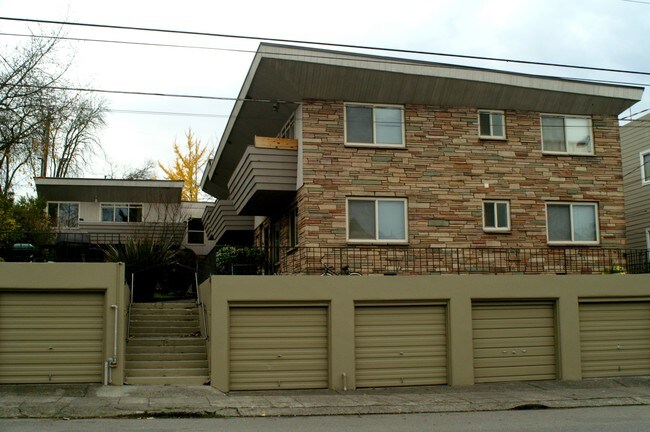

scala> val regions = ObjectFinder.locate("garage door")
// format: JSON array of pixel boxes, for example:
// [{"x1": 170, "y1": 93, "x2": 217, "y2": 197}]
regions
[
  {"x1": 580, "y1": 302, "x2": 650, "y2": 378},
  {"x1": 473, "y1": 301, "x2": 556, "y2": 383},
  {"x1": 0, "y1": 291, "x2": 105, "y2": 384},
  {"x1": 355, "y1": 304, "x2": 447, "y2": 388},
  {"x1": 229, "y1": 306, "x2": 328, "y2": 390}
]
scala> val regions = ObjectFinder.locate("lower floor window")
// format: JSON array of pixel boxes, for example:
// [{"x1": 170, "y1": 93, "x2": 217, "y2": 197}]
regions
[
  {"x1": 483, "y1": 200, "x2": 510, "y2": 231},
  {"x1": 347, "y1": 198, "x2": 407, "y2": 242},
  {"x1": 187, "y1": 218, "x2": 205, "y2": 244},
  {"x1": 546, "y1": 202, "x2": 598, "y2": 244}
]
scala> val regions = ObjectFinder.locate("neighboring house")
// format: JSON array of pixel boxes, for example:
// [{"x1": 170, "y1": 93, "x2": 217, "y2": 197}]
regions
[
  {"x1": 200, "y1": 44, "x2": 643, "y2": 272},
  {"x1": 34, "y1": 177, "x2": 215, "y2": 257},
  {"x1": 621, "y1": 112, "x2": 650, "y2": 250}
]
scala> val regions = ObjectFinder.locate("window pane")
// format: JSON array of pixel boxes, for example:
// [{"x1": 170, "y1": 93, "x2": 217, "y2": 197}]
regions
[
  {"x1": 483, "y1": 202, "x2": 495, "y2": 228},
  {"x1": 348, "y1": 200, "x2": 375, "y2": 239},
  {"x1": 116, "y1": 206, "x2": 129, "y2": 222},
  {"x1": 496, "y1": 202, "x2": 509, "y2": 228},
  {"x1": 101, "y1": 206, "x2": 113, "y2": 222},
  {"x1": 542, "y1": 116, "x2": 566, "y2": 152},
  {"x1": 573, "y1": 205, "x2": 597, "y2": 242},
  {"x1": 565, "y1": 117, "x2": 591, "y2": 154},
  {"x1": 129, "y1": 206, "x2": 142, "y2": 222},
  {"x1": 375, "y1": 107, "x2": 402, "y2": 144},
  {"x1": 479, "y1": 112, "x2": 492, "y2": 136},
  {"x1": 547, "y1": 205, "x2": 571, "y2": 241},
  {"x1": 346, "y1": 106, "x2": 373, "y2": 143},
  {"x1": 643, "y1": 153, "x2": 650, "y2": 181},
  {"x1": 59, "y1": 203, "x2": 78, "y2": 227},
  {"x1": 378, "y1": 200, "x2": 405, "y2": 240},
  {"x1": 48, "y1": 203, "x2": 58, "y2": 226},
  {"x1": 491, "y1": 112, "x2": 504, "y2": 137}
]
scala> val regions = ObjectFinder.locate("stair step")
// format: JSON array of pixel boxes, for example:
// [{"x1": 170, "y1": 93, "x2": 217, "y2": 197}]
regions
[
  {"x1": 126, "y1": 376, "x2": 209, "y2": 385},
  {"x1": 127, "y1": 346, "x2": 207, "y2": 355},
  {"x1": 126, "y1": 352, "x2": 207, "y2": 362},
  {"x1": 127, "y1": 337, "x2": 205, "y2": 346},
  {"x1": 130, "y1": 321, "x2": 199, "y2": 328},
  {"x1": 126, "y1": 367, "x2": 209, "y2": 378},
  {"x1": 126, "y1": 359, "x2": 208, "y2": 369}
]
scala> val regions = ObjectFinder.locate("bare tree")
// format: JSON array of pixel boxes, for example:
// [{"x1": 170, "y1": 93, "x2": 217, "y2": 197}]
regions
[{"x1": 0, "y1": 33, "x2": 106, "y2": 195}]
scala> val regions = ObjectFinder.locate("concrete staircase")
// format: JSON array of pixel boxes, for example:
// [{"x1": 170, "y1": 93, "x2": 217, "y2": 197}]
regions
[{"x1": 125, "y1": 300, "x2": 209, "y2": 385}]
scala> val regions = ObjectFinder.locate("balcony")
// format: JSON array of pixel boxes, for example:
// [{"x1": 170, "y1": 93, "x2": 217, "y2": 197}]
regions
[
  {"x1": 202, "y1": 200, "x2": 255, "y2": 245},
  {"x1": 227, "y1": 137, "x2": 298, "y2": 216}
]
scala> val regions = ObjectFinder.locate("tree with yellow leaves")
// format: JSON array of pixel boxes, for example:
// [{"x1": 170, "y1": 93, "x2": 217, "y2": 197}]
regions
[{"x1": 158, "y1": 129, "x2": 210, "y2": 201}]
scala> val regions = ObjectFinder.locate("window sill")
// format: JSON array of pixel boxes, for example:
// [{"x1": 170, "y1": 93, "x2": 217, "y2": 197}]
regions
[
  {"x1": 483, "y1": 228, "x2": 511, "y2": 234},
  {"x1": 478, "y1": 135, "x2": 507, "y2": 141},
  {"x1": 542, "y1": 151, "x2": 595, "y2": 157},
  {"x1": 547, "y1": 241, "x2": 600, "y2": 246},
  {"x1": 347, "y1": 240, "x2": 409, "y2": 246},
  {"x1": 344, "y1": 143, "x2": 406, "y2": 150}
]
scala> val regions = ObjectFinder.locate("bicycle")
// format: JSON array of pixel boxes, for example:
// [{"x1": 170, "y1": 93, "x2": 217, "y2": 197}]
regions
[{"x1": 320, "y1": 256, "x2": 362, "y2": 276}]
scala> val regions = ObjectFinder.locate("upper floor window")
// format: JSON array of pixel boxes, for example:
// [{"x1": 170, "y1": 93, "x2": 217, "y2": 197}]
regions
[
  {"x1": 187, "y1": 218, "x2": 205, "y2": 244},
  {"x1": 101, "y1": 203, "x2": 142, "y2": 223},
  {"x1": 546, "y1": 202, "x2": 599, "y2": 245},
  {"x1": 347, "y1": 197, "x2": 407, "y2": 243},
  {"x1": 641, "y1": 150, "x2": 650, "y2": 185},
  {"x1": 478, "y1": 110, "x2": 506, "y2": 139},
  {"x1": 483, "y1": 200, "x2": 510, "y2": 232},
  {"x1": 47, "y1": 202, "x2": 79, "y2": 228},
  {"x1": 541, "y1": 114, "x2": 593, "y2": 155},
  {"x1": 289, "y1": 206, "x2": 298, "y2": 248},
  {"x1": 345, "y1": 103, "x2": 404, "y2": 147}
]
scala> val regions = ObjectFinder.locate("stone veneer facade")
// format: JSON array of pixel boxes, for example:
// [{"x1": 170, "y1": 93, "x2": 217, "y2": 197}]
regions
[{"x1": 256, "y1": 100, "x2": 626, "y2": 250}]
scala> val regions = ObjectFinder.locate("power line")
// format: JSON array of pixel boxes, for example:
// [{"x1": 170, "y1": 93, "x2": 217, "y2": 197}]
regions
[{"x1": 2, "y1": 16, "x2": 650, "y2": 77}]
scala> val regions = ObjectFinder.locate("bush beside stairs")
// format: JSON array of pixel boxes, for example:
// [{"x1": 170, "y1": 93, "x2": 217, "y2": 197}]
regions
[{"x1": 126, "y1": 300, "x2": 209, "y2": 385}]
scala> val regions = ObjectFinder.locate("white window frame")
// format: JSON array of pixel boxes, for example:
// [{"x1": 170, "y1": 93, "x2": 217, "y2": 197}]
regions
[
  {"x1": 100, "y1": 203, "x2": 143, "y2": 223},
  {"x1": 47, "y1": 201, "x2": 80, "y2": 228},
  {"x1": 640, "y1": 150, "x2": 650, "y2": 185},
  {"x1": 186, "y1": 218, "x2": 205, "y2": 245},
  {"x1": 478, "y1": 110, "x2": 506, "y2": 140},
  {"x1": 482, "y1": 200, "x2": 511, "y2": 232},
  {"x1": 346, "y1": 197, "x2": 408, "y2": 244},
  {"x1": 344, "y1": 102, "x2": 405, "y2": 148},
  {"x1": 540, "y1": 113, "x2": 594, "y2": 156},
  {"x1": 277, "y1": 113, "x2": 295, "y2": 139},
  {"x1": 545, "y1": 202, "x2": 600, "y2": 245}
]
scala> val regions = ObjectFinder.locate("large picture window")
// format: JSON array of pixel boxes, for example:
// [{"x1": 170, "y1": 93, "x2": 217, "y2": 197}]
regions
[
  {"x1": 541, "y1": 114, "x2": 593, "y2": 155},
  {"x1": 546, "y1": 202, "x2": 599, "y2": 244},
  {"x1": 101, "y1": 203, "x2": 143, "y2": 223},
  {"x1": 347, "y1": 198, "x2": 407, "y2": 243},
  {"x1": 47, "y1": 202, "x2": 79, "y2": 228},
  {"x1": 345, "y1": 103, "x2": 404, "y2": 147}
]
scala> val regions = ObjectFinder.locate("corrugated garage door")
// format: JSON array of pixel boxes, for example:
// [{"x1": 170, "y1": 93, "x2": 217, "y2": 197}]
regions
[
  {"x1": 355, "y1": 304, "x2": 447, "y2": 388},
  {"x1": 473, "y1": 301, "x2": 556, "y2": 383},
  {"x1": 229, "y1": 306, "x2": 328, "y2": 390},
  {"x1": 0, "y1": 291, "x2": 105, "y2": 384},
  {"x1": 580, "y1": 302, "x2": 650, "y2": 378}
]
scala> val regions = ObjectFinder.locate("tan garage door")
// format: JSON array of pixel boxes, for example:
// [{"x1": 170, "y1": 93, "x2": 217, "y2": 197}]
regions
[
  {"x1": 580, "y1": 302, "x2": 650, "y2": 378},
  {"x1": 355, "y1": 304, "x2": 447, "y2": 388},
  {"x1": 0, "y1": 291, "x2": 105, "y2": 384},
  {"x1": 229, "y1": 306, "x2": 328, "y2": 390},
  {"x1": 473, "y1": 301, "x2": 556, "y2": 383}
]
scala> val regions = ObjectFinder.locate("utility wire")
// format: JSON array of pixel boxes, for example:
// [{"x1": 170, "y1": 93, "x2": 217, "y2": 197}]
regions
[{"x1": 2, "y1": 16, "x2": 650, "y2": 77}]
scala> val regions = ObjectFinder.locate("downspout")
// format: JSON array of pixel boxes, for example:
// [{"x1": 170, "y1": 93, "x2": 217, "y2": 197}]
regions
[{"x1": 105, "y1": 304, "x2": 118, "y2": 385}]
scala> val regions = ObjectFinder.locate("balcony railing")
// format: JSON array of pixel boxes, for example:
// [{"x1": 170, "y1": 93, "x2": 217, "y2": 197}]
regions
[{"x1": 210, "y1": 246, "x2": 650, "y2": 276}]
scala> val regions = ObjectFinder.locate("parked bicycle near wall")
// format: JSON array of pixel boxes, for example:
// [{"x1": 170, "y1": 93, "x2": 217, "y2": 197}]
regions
[{"x1": 320, "y1": 256, "x2": 362, "y2": 276}]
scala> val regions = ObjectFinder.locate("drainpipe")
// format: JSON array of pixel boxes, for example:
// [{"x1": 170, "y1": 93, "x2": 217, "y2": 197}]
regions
[{"x1": 105, "y1": 304, "x2": 119, "y2": 385}]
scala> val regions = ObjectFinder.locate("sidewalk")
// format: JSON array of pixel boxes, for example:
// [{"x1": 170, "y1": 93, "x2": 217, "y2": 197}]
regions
[{"x1": 1, "y1": 377, "x2": 649, "y2": 419}]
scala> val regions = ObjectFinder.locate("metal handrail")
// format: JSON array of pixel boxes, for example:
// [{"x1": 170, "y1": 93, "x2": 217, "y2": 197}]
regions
[{"x1": 195, "y1": 272, "x2": 208, "y2": 340}]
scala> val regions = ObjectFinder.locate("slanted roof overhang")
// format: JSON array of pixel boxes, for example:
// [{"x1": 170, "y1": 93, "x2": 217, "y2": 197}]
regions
[
  {"x1": 34, "y1": 178, "x2": 184, "y2": 203},
  {"x1": 201, "y1": 43, "x2": 645, "y2": 199}
]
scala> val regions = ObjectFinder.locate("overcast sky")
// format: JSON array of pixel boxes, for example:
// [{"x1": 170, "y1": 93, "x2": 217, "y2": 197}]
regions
[{"x1": 1, "y1": 0, "x2": 649, "y2": 196}]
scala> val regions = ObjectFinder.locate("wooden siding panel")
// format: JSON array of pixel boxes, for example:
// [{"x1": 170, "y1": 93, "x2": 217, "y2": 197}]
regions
[
  {"x1": 579, "y1": 302, "x2": 650, "y2": 378},
  {"x1": 0, "y1": 292, "x2": 104, "y2": 384},
  {"x1": 229, "y1": 306, "x2": 328, "y2": 390},
  {"x1": 472, "y1": 302, "x2": 557, "y2": 383},
  {"x1": 355, "y1": 305, "x2": 447, "y2": 388}
]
